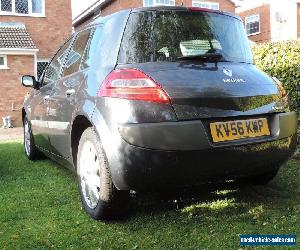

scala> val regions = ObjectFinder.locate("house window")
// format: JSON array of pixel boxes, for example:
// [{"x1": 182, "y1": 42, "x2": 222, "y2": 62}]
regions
[
  {"x1": 192, "y1": 1, "x2": 220, "y2": 10},
  {"x1": 245, "y1": 14, "x2": 260, "y2": 36},
  {"x1": 143, "y1": 0, "x2": 175, "y2": 7},
  {"x1": 0, "y1": 55, "x2": 8, "y2": 69},
  {"x1": 0, "y1": 0, "x2": 44, "y2": 16},
  {"x1": 1, "y1": 0, "x2": 12, "y2": 12},
  {"x1": 32, "y1": 0, "x2": 42, "y2": 13},
  {"x1": 37, "y1": 60, "x2": 48, "y2": 80},
  {"x1": 15, "y1": 0, "x2": 28, "y2": 14}
]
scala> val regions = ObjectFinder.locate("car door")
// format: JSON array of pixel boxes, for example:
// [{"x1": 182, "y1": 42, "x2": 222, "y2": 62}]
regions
[
  {"x1": 32, "y1": 37, "x2": 74, "y2": 153},
  {"x1": 47, "y1": 29, "x2": 94, "y2": 160},
  {"x1": 30, "y1": 83, "x2": 54, "y2": 152}
]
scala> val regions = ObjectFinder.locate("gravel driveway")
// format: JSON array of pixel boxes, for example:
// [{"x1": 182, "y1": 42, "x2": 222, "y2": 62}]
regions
[{"x1": 0, "y1": 127, "x2": 23, "y2": 142}]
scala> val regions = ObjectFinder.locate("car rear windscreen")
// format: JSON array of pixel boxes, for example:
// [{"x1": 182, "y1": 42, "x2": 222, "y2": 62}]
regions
[{"x1": 118, "y1": 10, "x2": 253, "y2": 64}]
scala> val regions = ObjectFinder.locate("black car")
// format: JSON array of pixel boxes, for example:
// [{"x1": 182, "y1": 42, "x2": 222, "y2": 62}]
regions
[{"x1": 21, "y1": 6, "x2": 298, "y2": 220}]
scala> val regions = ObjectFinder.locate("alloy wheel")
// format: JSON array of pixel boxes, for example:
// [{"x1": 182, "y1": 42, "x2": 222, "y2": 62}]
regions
[
  {"x1": 78, "y1": 140, "x2": 101, "y2": 209},
  {"x1": 24, "y1": 119, "x2": 31, "y2": 156}
]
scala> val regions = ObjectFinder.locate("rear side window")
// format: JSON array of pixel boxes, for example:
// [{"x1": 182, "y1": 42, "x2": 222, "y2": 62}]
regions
[
  {"x1": 43, "y1": 38, "x2": 73, "y2": 86},
  {"x1": 118, "y1": 11, "x2": 253, "y2": 64},
  {"x1": 63, "y1": 29, "x2": 92, "y2": 77}
]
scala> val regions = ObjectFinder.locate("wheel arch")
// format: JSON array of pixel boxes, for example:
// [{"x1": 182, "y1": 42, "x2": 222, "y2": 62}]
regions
[
  {"x1": 71, "y1": 115, "x2": 93, "y2": 168},
  {"x1": 72, "y1": 107, "x2": 123, "y2": 190}
]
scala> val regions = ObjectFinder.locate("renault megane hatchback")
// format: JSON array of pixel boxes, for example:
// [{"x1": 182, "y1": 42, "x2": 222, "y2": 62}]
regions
[{"x1": 21, "y1": 7, "x2": 298, "y2": 220}]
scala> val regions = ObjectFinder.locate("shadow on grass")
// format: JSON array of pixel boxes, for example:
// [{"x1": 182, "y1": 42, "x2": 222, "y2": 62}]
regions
[
  {"x1": 126, "y1": 182, "x2": 281, "y2": 219},
  {"x1": 121, "y1": 165, "x2": 299, "y2": 224}
]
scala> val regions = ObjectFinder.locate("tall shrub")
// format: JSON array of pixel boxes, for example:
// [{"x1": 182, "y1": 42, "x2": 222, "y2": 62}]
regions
[
  {"x1": 252, "y1": 40, "x2": 300, "y2": 112},
  {"x1": 252, "y1": 40, "x2": 300, "y2": 154}
]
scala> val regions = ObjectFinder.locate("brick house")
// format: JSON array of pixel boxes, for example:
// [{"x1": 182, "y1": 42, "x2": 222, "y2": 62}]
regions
[
  {"x1": 238, "y1": 0, "x2": 300, "y2": 43},
  {"x1": 0, "y1": 0, "x2": 72, "y2": 126},
  {"x1": 73, "y1": 0, "x2": 236, "y2": 30}
]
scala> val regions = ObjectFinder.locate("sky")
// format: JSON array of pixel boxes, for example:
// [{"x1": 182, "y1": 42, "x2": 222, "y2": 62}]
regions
[{"x1": 71, "y1": 0, "x2": 98, "y2": 19}]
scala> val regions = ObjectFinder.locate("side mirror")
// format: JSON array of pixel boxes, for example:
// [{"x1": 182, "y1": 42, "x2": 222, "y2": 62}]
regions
[{"x1": 21, "y1": 75, "x2": 40, "y2": 89}]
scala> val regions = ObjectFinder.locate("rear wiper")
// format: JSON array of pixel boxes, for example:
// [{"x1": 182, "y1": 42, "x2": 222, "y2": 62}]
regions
[{"x1": 177, "y1": 53, "x2": 227, "y2": 61}]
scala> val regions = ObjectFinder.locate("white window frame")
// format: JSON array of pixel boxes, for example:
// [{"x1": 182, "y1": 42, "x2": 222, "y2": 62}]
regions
[
  {"x1": 143, "y1": 0, "x2": 175, "y2": 7},
  {"x1": 245, "y1": 14, "x2": 260, "y2": 36},
  {"x1": 0, "y1": 55, "x2": 8, "y2": 69},
  {"x1": 0, "y1": 0, "x2": 45, "y2": 17},
  {"x1": 192, "y1": 1, "x2": 220, "y2": 10}
]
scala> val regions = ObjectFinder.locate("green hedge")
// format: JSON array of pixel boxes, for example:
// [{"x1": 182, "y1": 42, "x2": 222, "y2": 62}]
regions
[{"x1": 252, "y1": 40, "x2": 300, "y2": 155}]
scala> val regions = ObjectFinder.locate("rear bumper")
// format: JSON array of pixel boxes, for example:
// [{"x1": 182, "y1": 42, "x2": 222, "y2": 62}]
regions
[
  {"x1": 119, "y1": 112, "x2": 298, "y2": 150},
  {"x1": 98, "y1": 112, "x2": 298, "y2": 190}
]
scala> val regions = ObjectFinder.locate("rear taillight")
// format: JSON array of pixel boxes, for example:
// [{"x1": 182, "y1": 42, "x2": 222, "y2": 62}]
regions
[
  {"x1": 272, "y1": 77, "x2": 288, "y2": 98},
  {"x1": 98, "y1": 69, "x2": 170, "y2": 104}
]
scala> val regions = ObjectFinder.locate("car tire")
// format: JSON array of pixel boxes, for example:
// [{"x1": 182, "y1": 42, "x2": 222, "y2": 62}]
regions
[
  {"x1": 238, "y1": 168, "x2": 280, "y2": 186},
  {"x1": 23, "y1": 116, "x2": 40, "y2": 160},
  {"x1": 77, "y1": 127, "x2": 129, "y2": 220}
]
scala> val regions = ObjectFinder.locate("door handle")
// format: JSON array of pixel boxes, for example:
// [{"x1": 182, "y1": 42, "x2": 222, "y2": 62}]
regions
[
  {"x1": 66, "y1": 89, "x2": 76, "y2": 97},
  {"x1": 44, "y1": 95, "x2": 50, "y2": 101}
]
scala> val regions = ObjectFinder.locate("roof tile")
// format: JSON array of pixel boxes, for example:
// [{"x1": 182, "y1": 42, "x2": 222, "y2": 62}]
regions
[{"x1": 0, "y1": 24, "x2": 36, "y2": 49}]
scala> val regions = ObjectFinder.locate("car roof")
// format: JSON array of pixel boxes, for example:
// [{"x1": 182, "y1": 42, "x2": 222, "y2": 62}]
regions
[
  {"x1": 131, "y1": 6, "x2": 240, "y2": 20},
  {"x1": 88, "y1": 6, "x2": 241, "y2": 28}
]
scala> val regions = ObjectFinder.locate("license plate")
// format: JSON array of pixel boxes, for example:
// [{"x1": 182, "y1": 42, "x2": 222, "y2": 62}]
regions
[{"x1": 210, "y1": 118, "x2": 270, "y2": 143}]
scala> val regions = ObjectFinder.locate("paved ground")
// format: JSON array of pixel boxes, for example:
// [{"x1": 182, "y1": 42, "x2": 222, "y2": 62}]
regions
[{"x1": 0, "y1": 127, "x2": 23, "y2": 142}]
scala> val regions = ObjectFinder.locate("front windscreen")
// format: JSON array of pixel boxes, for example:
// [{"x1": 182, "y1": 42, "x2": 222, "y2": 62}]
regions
[{"x1": 119, "y1": 10, "x2": 253, "y2": 64}]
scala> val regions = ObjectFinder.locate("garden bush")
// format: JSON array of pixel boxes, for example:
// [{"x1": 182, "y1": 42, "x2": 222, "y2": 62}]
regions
[{"x1": 252, "y1": 40, "x2": 300, "y2": 155}]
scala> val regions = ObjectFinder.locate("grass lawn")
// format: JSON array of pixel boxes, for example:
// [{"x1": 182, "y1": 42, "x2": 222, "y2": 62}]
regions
[{"x1": 0, "y1": 141, "x2": 299, "y2": 249}]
